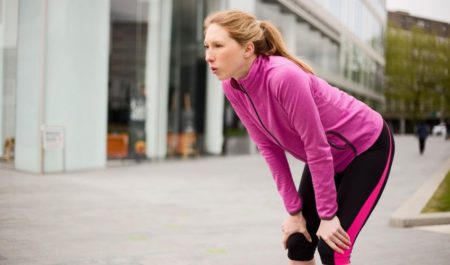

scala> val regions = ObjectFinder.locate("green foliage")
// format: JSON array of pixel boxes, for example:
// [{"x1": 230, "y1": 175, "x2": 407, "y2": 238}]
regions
[
  {"x1": 385, "y1": 22, "x2": 450, "y2": 121},
  {"x1": 422, "y1": 171, "x2": 450, "y2": 213},
  {"x1": 224, "y1": 128, "x2": 247, "y2": 137}
]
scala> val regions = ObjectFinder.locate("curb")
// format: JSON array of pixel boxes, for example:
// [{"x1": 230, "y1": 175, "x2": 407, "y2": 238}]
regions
[{"x1": 390, "y1": 157, "x2": 450, "y2": 228}]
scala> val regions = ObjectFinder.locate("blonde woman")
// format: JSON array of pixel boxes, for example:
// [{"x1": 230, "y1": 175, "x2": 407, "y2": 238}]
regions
[{"x1": 204, "y1": 10, "x2": 394, "y2": 265}]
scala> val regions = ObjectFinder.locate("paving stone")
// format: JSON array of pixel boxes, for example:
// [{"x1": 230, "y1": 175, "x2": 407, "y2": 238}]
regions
[{"x1": 0, "y1": 136, "x2": 449, "y2": 264}]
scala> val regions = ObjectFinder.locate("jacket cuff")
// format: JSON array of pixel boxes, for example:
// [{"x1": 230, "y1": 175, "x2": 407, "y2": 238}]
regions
[
  {"x1": 319, "y1": 213, "x2": 336, "y2": 220},
  {"x1": 289, "y1": 208, "x2": 302, "y2": 216}
]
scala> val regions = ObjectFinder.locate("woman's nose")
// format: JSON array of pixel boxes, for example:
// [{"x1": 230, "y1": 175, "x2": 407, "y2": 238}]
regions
[{"x1": 205, "y1": 50, "x2": 214, "y2": 62}]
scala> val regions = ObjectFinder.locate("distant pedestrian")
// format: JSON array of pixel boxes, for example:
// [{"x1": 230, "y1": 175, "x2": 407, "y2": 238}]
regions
[
  {"x1": 416, "y1": 121, "x2": 429, "y2": 155},
  {"x1": 446, "y1": 120, "x2": 450, "y2": 140},
  {"x1": 204, "y1": 9, "x2": 395, "y2": 265}
]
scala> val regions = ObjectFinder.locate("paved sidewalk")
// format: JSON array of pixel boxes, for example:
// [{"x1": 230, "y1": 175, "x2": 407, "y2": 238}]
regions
[{"x1": 0, "y1": 136, "x2": 449, "y2": 265}]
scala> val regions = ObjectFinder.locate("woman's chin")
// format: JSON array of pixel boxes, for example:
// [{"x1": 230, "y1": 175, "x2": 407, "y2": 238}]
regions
[{"x1": 216, "y1": 74, "x2": 229, "y2": 81}]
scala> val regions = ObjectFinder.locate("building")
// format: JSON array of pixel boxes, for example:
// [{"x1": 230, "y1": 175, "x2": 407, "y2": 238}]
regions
[
  {"x1": 385, "y1": 11, "x2": 449, "y2": 133},
  {"x1": 0, "y1": 0, "x2": 387, "y2": 173}
]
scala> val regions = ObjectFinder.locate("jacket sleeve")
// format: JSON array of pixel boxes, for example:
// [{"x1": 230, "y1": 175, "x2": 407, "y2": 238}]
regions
[
  {"x1": 271, "y1": 67, "x2": 337, "y2": 219},
  {"x1": 224, "y1": 90, "x2": 302, "y2": 215}
]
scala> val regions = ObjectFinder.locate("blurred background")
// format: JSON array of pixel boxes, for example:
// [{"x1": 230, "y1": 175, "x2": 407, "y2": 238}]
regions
[{"x1": 0, "y1": 0, "x2": 448, "y2": 174}]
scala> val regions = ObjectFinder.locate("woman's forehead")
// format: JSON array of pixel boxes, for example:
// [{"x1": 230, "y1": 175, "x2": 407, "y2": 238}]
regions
[{"x1": 204, "y1": 24, "x2": 231, "y2": 42}]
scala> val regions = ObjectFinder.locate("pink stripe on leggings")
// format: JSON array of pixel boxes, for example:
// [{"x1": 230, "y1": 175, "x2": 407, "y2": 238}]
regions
[{"x1": 334, "y1": 127, "x2": 393, "y2": 265}]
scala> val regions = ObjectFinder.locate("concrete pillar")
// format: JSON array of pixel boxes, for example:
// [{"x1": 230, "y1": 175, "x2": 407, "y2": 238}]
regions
[
  {"x1": 204, "y1": 70, "x2": 224, "y2": 155},
  {"x1": 0, "y1": 2, "x2": 4, "y2": 155},
  {"x1": 0, "y1": 1, "x2": 18, "y2": 155},
  {"x1": 16, "y1": 0, "x2": 110, "y2": 173},
  {"x1": 203, "y1": 0, "x2": 226, "y2": 155},
  {"x1": 145, "y1": 0, "x2": 172, "y2": 159}
]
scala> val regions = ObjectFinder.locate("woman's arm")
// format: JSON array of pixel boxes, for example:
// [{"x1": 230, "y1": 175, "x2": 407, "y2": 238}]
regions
[
  {"x1": 271, "y1": 67, "x2": 337, "y2": 220},
  {"x1": 224, "y1": 91, "x2": 302, "y2": 215}
]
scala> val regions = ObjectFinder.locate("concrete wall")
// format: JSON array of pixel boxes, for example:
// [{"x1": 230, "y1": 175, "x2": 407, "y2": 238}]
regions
[{"x1": 16, "y1": 0, "x2": 110, "y2": 173}]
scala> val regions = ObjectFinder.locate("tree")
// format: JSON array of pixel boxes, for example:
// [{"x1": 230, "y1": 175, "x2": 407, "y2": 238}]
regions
[{"x1": 385, "y1": 22, "x2": 449, "y2": 125}]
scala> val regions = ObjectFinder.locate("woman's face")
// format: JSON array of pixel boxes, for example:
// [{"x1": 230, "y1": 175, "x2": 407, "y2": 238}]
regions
[{"x1": 204, "y1": 23, "x2": 253, "y2": 80}]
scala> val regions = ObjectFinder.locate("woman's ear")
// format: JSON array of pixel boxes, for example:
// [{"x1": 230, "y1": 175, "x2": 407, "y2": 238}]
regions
[{"x1": 243, "y1": 42, "x2": 255, "y2": 58}]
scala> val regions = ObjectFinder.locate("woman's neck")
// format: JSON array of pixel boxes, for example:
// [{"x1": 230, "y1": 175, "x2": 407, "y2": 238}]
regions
[{"x1": 234, "y1": 55, "x2": 257, "y2": 80}]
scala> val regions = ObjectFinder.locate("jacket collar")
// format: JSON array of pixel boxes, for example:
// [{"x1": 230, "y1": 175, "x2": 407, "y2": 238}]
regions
[{"x1": 230, "y1": 55, "x2": 265, "y2": 91}]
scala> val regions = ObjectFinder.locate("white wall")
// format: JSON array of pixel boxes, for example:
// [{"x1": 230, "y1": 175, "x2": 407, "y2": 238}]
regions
[
  {"x1": 228, "y1": 0, "x2": 256, "y2": 12},
  {"x1": 3, "y1": 1, "x2": 19, "y2": 142},
  {"x1": 16, "y1": 0, "x2": 110, "y2": 173},
  {"x1": 0, "y1": 0, "x2": 18, "y2": 156},
  {"x1": 0, "y1": 0, "x2": 5, "y2": 156},
  {"x1": 15, "y1": 0, "x2": 45, "y2": 172},
  {"x1": 44, "y1": 0, "x2": 110, "y2": 172}
]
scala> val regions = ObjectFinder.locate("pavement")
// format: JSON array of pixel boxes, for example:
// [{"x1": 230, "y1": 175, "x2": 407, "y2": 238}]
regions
[
  {"x1": 0, "y1": 135, "x2": 449, "y2": 265},
  {"x1": 390, "y1": 156, "x2": 450, "y2": 228}
]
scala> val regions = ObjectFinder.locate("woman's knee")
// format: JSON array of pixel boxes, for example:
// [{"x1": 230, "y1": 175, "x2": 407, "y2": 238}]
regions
[{"x1": 286, "y1": 233, "x2": 317, "y2": 261}]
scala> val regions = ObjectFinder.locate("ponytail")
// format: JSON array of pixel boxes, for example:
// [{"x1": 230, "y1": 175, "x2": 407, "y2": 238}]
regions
[
  {"x1": 257, "y1": 21, "x2": 314, "y2": 74},
  {"x1": 204, "y1": 10, "x2": 314, "y2": 74}
]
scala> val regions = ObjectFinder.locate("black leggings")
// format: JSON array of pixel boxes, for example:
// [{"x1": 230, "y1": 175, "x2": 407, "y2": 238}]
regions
[{"x1": 286, "y1": 122, "x2": 395, "y2": 265}]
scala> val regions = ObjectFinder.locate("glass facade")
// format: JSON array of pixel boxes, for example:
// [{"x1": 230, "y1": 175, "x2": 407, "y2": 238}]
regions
[
  {"x1": 167, "y1": 0, "x2": 207, "y2": 158},
  {"x1": 295, "y1": 22, "x2": 340, "y2": 75},
  {"x1": 257, "y1": 0, "x2": 386, "y2": 102},
  {"x1": 0, "y1": 0, "x2": 388, "y2": 171},
  {"x1": 108, "y1": 0, "x2": 209, "y2": 160},
  {"x1": 108, "y1": 0, "x2": 149, "y2": 160},
  {"x1": 341, "y1": 40, "x2": 383, "y2": 93},
  {"x1": 314, "y1": 0, "x2": 385, "y2": 54}
]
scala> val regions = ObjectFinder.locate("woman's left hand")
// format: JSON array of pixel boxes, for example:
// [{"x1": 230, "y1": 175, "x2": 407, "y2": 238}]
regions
[
  {"x1": 316, "y1": 216, "x2": 351, "y2": 254},
  {"x1": 281, "y1": 212, "x2": 312, "y2": 249}
]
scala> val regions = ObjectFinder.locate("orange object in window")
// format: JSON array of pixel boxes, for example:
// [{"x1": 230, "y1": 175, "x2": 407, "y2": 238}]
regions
[{"x1": 107, "y1": 134, "x2": 129, "y2": 158}]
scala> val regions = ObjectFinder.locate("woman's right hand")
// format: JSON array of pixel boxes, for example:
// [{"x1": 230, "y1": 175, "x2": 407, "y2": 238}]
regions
[{"x1": 281, "y1": 211, "x2": 312, "y2": 249}]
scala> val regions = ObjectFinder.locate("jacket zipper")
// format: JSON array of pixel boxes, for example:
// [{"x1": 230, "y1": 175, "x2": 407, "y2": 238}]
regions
[{"x1": 236, "y1": 83, "x2": 293, "y2": 153}]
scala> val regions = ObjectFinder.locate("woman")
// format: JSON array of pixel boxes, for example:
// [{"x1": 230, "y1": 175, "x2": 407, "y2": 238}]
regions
[{"x1": 204, "y1": 9, "x2": 394, "y2": 265}]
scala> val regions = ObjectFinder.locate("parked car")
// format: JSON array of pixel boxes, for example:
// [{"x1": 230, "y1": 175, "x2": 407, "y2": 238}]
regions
[{"x1": 432, "y1": 123, "x2": 447, "y2": 136}]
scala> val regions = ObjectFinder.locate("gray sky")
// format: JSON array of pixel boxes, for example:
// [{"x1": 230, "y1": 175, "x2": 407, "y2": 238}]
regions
[{"x1": 386, "y1": 0, "x2": 450, "y2": 23}]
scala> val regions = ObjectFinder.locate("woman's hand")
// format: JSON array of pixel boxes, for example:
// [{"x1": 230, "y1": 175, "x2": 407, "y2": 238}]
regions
[
  {"x1": 316, "y1": 216, "x2": 351, "y2": 254},
  {"x1": 281, "y1": 212, "x2": 312, "y2": 249}
]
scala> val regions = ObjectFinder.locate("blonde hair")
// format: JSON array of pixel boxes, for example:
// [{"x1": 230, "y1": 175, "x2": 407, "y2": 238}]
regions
[{"x1": 204, "y1": 9, "x2": 314, "y2": 74}]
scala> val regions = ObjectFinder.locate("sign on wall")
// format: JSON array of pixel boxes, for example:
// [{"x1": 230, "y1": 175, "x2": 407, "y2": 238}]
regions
[{"x1": 41, "y1": 125, "x2": 65, "y2": 150}]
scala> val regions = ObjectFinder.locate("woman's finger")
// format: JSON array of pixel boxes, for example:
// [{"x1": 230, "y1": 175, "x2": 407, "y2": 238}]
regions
[
  {"x1": 330, "y1": 234, "x2": 350, "y2": 250},
  {"x1": 324, "y1": 238, "x2": 344, "y2": 254},
  {"x1": 282, "y1": 233, "x2": 288, "y2": 249},
  {"x1": 337, "y1": 228, "x2": 351, "y2": 243},
  {"x1": 334, "y1": 231, "x2": 351, "y2": 248},
  {"x1": 301, "y1": 229, "x2": 312, "y2": 243}
]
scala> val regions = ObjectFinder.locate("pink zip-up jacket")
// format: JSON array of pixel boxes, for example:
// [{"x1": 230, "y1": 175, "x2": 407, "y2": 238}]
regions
[{"x1": 222, "y1": 55, "x2": 383, "y2": 219}]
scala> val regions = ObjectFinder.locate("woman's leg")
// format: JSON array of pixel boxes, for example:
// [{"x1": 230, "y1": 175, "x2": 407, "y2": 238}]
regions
[
  {"x1": 318, "y1": 123, "x2": 395, "y2": 265},
  {"x1": 286, "y1": 166, "x2": 320, "y2": 264}
]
